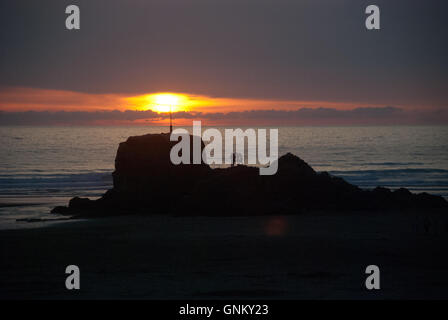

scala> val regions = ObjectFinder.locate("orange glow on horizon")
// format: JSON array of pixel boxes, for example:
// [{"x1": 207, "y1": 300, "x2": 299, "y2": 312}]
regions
[
  {"x1": 125, "y1": 92, "x2": 378, "y2": 114},
  {"x1": 1, "y1": 87, "x2": 424, "y2": 114},
  {"x1": 1, "y1": 87, "x2": 438, "y2": 126},
  {"x1": 127, "y1": 93, "x2": 190, "y2": 113},
  {"x1": 125, "y1": 92, "x2": 242, "y2": 113}
]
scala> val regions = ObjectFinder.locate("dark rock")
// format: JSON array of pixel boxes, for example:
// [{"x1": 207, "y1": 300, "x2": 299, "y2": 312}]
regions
[
  {"x1": 51, "y1": 206, "x2": 71, "y2": 215},
  {"x1": 69, "y1": 197, "x2": 94, "y2": 209},
  {"x1": 52, "y1": 132, "x2": 448, "y2": 217}
]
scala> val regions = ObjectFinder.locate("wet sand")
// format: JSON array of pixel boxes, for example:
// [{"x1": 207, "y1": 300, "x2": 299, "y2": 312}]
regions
[{"x1": 1, "y1": 210, "x2": 447, "y2": 299}]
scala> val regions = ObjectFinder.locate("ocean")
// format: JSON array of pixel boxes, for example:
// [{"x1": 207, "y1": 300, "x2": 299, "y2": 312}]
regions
[{"x1": 0, "y1": 125, "x2": 447, "y2": 229}]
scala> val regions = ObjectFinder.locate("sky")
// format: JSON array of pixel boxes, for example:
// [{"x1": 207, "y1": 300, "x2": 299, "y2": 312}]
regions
[{"x1": 0, "y1": 0, "x2": 447, "y2": 125}]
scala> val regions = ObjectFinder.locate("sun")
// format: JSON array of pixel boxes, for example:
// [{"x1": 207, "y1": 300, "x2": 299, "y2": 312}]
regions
[
  {"x1": 132, "y1": 93, "x2": 189, "y2": 112},
  {"x1": 152, "y1": 94, "x2": 180, "y2": 112}
]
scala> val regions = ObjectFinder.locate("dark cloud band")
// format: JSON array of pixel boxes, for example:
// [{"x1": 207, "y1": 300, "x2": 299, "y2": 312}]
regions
[{"x1": 1, "y1": 107, "x2": 446, "y2": 125}]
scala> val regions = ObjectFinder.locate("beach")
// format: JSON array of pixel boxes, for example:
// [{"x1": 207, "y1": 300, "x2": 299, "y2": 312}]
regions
[{"x1": 1, "y1": 210, "x2": 447, "y2": 299}]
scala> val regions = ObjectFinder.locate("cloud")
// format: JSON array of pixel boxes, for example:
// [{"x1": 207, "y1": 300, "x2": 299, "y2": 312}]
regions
[
  {"x1": 0, "y1": 1, "x2": 447, "y2": 107},
  {"x1": 1, "y1": 106, "x2": 447, "y2": 126},
  {"x1": 0, "y1": 110, "x2": 160, "y2": 125},
  {"x1": 0, "y1": 87, "x2": 128, "y2": 111},
  {"x1": 192, "y1": 106, "x2": 403, "y2": 120}
]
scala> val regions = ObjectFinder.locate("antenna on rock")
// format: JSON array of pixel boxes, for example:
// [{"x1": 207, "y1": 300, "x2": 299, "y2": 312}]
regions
[{"x1": 169, "y1": 104, "x2": 173, "y2": 134}]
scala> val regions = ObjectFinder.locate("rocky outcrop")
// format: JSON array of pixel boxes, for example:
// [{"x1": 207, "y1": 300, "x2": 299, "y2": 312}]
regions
[{"x1": 51, "y1": 133, "x2": 448, "y2": 217}]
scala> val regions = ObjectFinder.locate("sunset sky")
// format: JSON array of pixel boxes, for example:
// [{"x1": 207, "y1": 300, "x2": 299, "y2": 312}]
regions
[{"x1": 0, "y1": 0, "x2": 447, "y2": 125}]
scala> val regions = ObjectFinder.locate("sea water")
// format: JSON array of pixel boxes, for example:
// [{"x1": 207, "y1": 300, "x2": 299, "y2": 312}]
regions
[{"x1": 0, "y1": 125, "x2": 447, "y2": 229}]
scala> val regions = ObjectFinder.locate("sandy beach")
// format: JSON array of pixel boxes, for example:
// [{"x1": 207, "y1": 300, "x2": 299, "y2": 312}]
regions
[{"x1": 1, "y1": 210, "x2": 447, "y2": 299}]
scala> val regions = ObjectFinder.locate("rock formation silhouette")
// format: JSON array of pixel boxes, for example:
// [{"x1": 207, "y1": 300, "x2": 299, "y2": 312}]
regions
[{"x1": 52, "y1": 133, "x2": 447, "y2": 217}]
